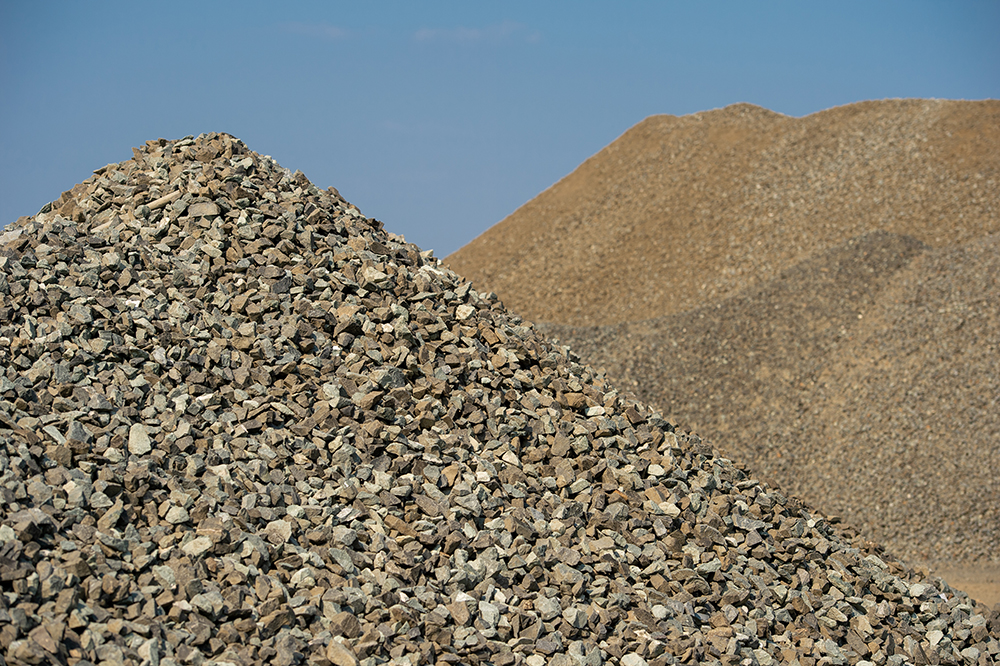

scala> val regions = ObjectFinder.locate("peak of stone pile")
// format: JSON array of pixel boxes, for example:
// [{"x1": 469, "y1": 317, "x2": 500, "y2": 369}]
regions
[{"x1": 0, "y1": 133, "x2": 997, "y2": 666}]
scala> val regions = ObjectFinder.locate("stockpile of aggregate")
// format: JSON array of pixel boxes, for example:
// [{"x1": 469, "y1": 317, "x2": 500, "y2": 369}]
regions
[
  {"x1": 1, "y1": 133, "x2": 997, "y2": 666},
  {"x1": 445, "y1": 98, "x2": 1000, "y2": 588},
  {"x1": 447, "y1": 99, "x2": 1000, "y2": 328}
]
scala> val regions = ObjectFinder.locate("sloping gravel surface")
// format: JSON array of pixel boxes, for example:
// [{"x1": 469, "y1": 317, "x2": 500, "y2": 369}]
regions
[
  {"x1": 447, "y1": 99, "x2": 1000, "y2": 602},
  {"x1": 2, "y1": 133, "x2": 997, "y2": 666}
]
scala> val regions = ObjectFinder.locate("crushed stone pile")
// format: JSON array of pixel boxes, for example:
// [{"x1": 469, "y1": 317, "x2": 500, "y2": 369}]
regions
[{"x1": 1, "y1": 133, "x2": 998, "y2": 666}]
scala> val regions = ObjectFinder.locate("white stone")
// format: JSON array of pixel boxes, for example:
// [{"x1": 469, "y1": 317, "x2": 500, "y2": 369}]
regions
[
  {"x1": 128, "y1": 423, "x2": 152, "y2": 455},
  {"x1": 291, "y1": 567, "x2": 316, "y2": 589},
  {"x1": 478, "y1": 601, "x2": 500, "y2": 627},
  {"x1": 181, "y1": 536, "x2": 213, "y2": 557},
  {"x1": 0, "y1": 228, "x2": 23, "y2": 246},
  {"x1": 164, "y1": 505, "x2": 190, "y2": 524},
  {"x1": 361, "y1": 266, "x2": 388, "y2": 284},
  {"x1": 265, "y1": 519, "x2": 293, "y2": 542}
]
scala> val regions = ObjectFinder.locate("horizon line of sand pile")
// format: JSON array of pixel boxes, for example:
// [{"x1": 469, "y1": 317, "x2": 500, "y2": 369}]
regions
[{"x1": 447, "y1": 98, "x2": 999, "y2": 327}]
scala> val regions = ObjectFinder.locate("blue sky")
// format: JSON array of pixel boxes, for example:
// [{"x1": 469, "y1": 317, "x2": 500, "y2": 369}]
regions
[{"x1": 2, "y1": 2, "x2": 998, "y2": 256}]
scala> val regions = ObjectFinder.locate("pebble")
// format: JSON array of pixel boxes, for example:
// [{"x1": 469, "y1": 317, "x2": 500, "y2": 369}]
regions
[
  {"x1": 164, "y1": 505, "x2": 190, "y2": 524},
  {"x1": 128, "y1": 423, "x2": 151, "y2": 455},
  {"x1": 181, "y1": 535, "x2": 213, "y2": 557},
  {"x1": 621, "y1": 654, "x2": 648, "y2": 666}
]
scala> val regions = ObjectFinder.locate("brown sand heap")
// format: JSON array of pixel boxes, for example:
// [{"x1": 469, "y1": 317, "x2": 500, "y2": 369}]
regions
[
  {"x1": 446, "y1": 98, "x2": 1000, "y2": 584},
  {"x1": 2, "y1": 133, "x2": 997, "y2": 666},
  {"x1": 540, "y1": 230, "x2": 1000, "y2": 570},
  {"x1": 447, "y1": 99, "x2": 999, "y2": 328}
]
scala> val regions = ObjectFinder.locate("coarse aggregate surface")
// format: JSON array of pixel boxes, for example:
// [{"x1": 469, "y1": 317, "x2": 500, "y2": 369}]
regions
[{"x1": 3, "y1": 133, "x2": 998, "y2": 666}]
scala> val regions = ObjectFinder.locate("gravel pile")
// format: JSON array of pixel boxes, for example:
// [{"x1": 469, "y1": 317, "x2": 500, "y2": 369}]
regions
[
  {"x1": 1, "y1": 133, "x2": 998, "y2": 666},
  {"x1": 540, "y1": 230, "x2": 1000, "y2": 569}
]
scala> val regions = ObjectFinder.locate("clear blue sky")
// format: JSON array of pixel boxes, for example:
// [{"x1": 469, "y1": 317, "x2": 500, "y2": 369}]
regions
[{"x1": 2, "y1": 2, "x2": 998, "y2": 256}]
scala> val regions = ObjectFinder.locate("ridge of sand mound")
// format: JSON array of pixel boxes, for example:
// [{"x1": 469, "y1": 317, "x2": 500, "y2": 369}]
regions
[
  {"x1": 446, "y1": 99, "x2": 1000, "y2": 328},
  {"x1": 2, "y1": 134, "x2": 997, "y2": 665},
  {"x1": 539, "y1": 231, "x2": 1000, "y2": 575}
]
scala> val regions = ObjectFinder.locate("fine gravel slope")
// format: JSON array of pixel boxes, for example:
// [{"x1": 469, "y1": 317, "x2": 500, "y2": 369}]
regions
[
  {"x1": 2, "y1": 134, "x2": 998, "y2": 666},
  {"x1": 540, "y1": 231, "x2": 1000, "y2": 571},
  {"x1": 446, "y1": 99, "x2": 1000, "y2": 328},
  {"x1": 802, "y1": 233, "x2": 1000, "y2": 565}
]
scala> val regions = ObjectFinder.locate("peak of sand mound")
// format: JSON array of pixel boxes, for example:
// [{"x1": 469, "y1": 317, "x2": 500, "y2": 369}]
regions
[
  {"x1": 3, "y1": 133, "x2": 997, "y2": 666},
  {"x1": 447, "y1": 99, "x2": 1000, "y2": 328}
]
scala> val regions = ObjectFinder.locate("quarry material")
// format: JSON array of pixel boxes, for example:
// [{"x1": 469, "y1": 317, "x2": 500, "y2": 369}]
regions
[
  {"x1": 446, "y1": 99, "x2": 1000, "y2": 596},
  {"x1": 0, "y1": 133, "x2": 998, "y2": 666},
  {"x1": 447, "y1": 99, "x2": 1000, "y2": 328}
]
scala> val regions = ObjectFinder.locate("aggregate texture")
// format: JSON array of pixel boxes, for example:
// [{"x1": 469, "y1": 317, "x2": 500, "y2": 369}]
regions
[
  {"x1": 540, "y1": 231, "x2": 1000, "y2": 571},
  {"x1": 2, "y1": 134, "x2": 997, "y2": 666},
  {"x1": 447, "y1": 99, "x2": 999, "y2": 328}
]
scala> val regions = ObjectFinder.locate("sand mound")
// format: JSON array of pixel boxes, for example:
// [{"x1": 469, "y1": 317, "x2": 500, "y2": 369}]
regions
[
  {"x1": 540, "y1": 231, "x2": 1000, "y2": 570},
  {"x1": 447, "y1": 99, "x2": 1000, "y2": 328},
  {"x1": 3, "y1": 134, "x2": 997, "y2": 666}
]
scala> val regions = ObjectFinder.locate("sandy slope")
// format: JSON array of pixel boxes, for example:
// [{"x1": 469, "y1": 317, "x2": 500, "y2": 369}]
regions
[
  {"x1": 448, "y1": 99, "x2": 1000, "y2": 327},
  {"x1": 539, "y1": 233, "x2": 1000, "y2": 573}
]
